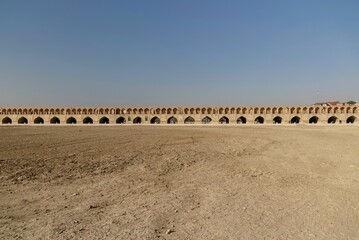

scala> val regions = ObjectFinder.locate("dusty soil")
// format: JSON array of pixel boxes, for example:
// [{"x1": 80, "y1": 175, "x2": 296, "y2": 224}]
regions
[{"x1": 1, "y1": 125, "x2": 359, "y2": 240}]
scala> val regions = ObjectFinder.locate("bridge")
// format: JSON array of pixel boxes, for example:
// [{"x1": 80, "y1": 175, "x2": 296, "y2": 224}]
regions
[{"x1": 0, "y1": 106, "x2": 358, "y2": 125}]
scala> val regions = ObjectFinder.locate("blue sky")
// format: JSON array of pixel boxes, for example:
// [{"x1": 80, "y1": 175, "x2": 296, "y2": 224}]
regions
[{"x1": 0, "y1": 0, "x2": 358, "y2": 107}]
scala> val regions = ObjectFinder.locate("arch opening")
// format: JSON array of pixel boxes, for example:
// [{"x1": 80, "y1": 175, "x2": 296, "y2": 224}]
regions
[
  {"x1": 99, "y1": 117, "x2": 109, "y2": 124},
  {"x1": 167, "y1": 117, "x2": 178, "y2": 124},
  {"x1": 273, "y1": 116, "x2": 282, "y2": 124},
  {"x1": 346, "y1": 116, "x2": 356, "y2": 124},
  {"x1": 34, "y1": 117, "x2": 44, "y2": 124},
  {"x1": 133, "y1": 117, "x2": 142, "y2": 124},
  {"x1": 66, "y1": 117, "x2": 77, "y2": 124},
  {"x1": 328, "y1": 116, "x2": 338, "y2": 124},
  {"x1": 150, "y1": 117, "x2": 161, "y2": 124},
  {"x1": 290, "y1": 116, "x2": 300, "y2": 124},
  {"x1": 184, "y1": 116, "x2": 195, "y2": 124},
  {"x1": 18, "y1": 117, "x2": 28, "y2": 124},
  {"x1": 116, "y1": 117, "x2": 126, "y2": 124},
  {"x1": 237, "y1": 116, "x2": 247, "y2": 124},
  {"x1": 50, "y1": 117, "x2": 60, "y2": 124},
  {"x1": 219, "y1": 116, "x2": 229, "y2": 124},
  {"x1": 309, "y1": 116, "x2": 319, "y2": 124},
  {"x1": 2, "y1": 117, "x2": 12, "y2": 124},
  {"x1": 83, "y1": 117, "x2": 93, "y2": 124},
  {"x1": 254, "y1": 116, "x2": 264, "y2": 124},
  {"x1": 202, "y1": 116, "x2": 212, "y2": 124}
]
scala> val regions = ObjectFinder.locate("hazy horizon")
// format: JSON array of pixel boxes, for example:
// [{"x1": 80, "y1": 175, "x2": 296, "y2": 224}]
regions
[{"x1": 1, "y1": 1, "x2": 358, "y2": 107}]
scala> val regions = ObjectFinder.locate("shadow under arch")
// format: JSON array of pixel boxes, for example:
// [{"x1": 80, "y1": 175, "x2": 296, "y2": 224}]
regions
[
  {"x1": 2, "y1": 117, "x2": 12, "y2": 124},
  {"x1": 67, "y1": 117, "x2": 77, "y2": 124},
  {"x1": 219, "y1": 116, "x2": 229, "y2": 124},
  {"x1": 309, "y1": 116, "x2": 319, "y2": 124},
  {"x1": 50, "y1": 117, "x2": 60, "y2": 124},
  {"x1": 346, "y1": 116, "x2": 356, "y2": 124},
  {"x1": 184, "y1": 116, "x2": 195, "y2": 124},
  {"x1": 167, "y1": 116, "x2": 178, "y2": 124},
  {"x1": 83, "y1": 117, "x2": 93, "y2": 124},
  {"x1": 18, "y1": 117, "x2": 28, "y2": 124},
  {"x1": 290, "y1": 116, "x2": 300, "y2": 124},
  {"x1": 133, "y1": 117, "x2": 142, "y2": 124},
  {"x1": 116, "y1": 117, "x2": 126, "y2": 124},
  {"x1": 99, "y1": 117, "x2": 109, "y2": 124},
  {"x1": 273, "y1": 116, "x2": 282, "y2": 124},
  {"x1": 150, "y1": 117, "x2": 160, "y2": 124},
  {"x1": 254, "y1": 116, "x2": 264, "y2": 124},
  {"x1": 202, "y1": 116, "x2": 212, "y2": 124},
  {"x1": 34, "y1": 117, "x2": 44, "y2": 124},
  {"x1": 328, "y1": 116, "x2": 338, "y2": 124},
  {"x1": 237, "y1": 116, "x2": 246, "y2": 124}
]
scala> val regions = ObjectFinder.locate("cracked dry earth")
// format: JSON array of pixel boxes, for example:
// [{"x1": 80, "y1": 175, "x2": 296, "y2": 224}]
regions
[{"x1": 0, "y1": 125, "x2": 359, "y2": 240}]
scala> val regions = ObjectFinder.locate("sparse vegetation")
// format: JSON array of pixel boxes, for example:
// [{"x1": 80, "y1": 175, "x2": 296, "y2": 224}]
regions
[{"x1": 347, "y1": 100, "x2": 357, "y2": 105}]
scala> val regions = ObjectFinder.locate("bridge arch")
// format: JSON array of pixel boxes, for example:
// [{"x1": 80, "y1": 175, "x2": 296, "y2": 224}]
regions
[
  {"x1": 237, "y1": 116, "x2": 246, "y2": 124},
  {"x1": 167, "y1": 116, "x2": 178, "y2": 124},
  {"x1": 133, "y1": 117, "x2": 142, "y2": 124},
  {"x1": 18, "y1": 117, "x2": 28, "y2": 124},
  {"x1": 99, "y1": 117, "x2": 109, "y2": 124},
  {"x1": 184, "y1": 116, "x2": 195, "y2": 124},
  {"x1": 2, "y1": 117, "x2": 12, "y2": 124},
  {"x1": 254, "y1": 116, "x2": 264, "y2": 124},
  {"x1": 346, "y1": 116, "x2": 356, "y2": 124},
  {"x1": 34, "y1": 117, "x2": 44, "y2": 124},
  {"x1": 328, "y1": 116, "x2": 338, "y2": 124},
  {"x1": 219, "y1": 116, "x2": 229, "y2": 124},
  {"x1": 83, "y1": 117, "x2": 93, "y2": 124},
  {"x1": 50, "y1": 117, "x2": 60, "y2": 124},
  {"x1": 202, "y1": 116, "x2": 212, "y2": 124},
  {"x1": 116, "y1": 117, "x2": 126, "y2": 124},
  {"x1": 150, "y1": 117, "x2": 161, "y2": 124},
  {"x1": 66, "y1": 117, "x2": 77, "y2": 124},
  {"x1": 290, "y1": 116, "x2": 300, "y2": 124},
  {"x1": 273, "y1": 116, "x2": 282, "y2": 124},
  {"x1": 309, "y1": 116, "x2": 319, "y2": 124}
]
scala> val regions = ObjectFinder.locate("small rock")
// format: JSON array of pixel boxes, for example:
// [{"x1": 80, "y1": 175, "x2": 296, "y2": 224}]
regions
[
  {"x1": 166, "y1": 229, "x2": 174, "y2": 234},
  {"x1": 89, "y1": 204, "x2": 100, "y2": 209}
]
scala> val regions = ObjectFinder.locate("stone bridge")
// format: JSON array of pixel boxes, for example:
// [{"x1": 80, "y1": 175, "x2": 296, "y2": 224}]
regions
[{"x1": 0, "y1": 106, "x2": 358, "y2": 125}]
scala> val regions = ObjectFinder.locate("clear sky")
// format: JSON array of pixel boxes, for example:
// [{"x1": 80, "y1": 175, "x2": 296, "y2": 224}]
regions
[{"x1": 0, "y1": 0, "x2": 358, "y2": 107}]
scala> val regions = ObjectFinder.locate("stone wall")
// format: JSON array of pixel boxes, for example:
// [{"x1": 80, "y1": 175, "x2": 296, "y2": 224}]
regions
[{"x1": 0, "y1": 106, "x2": 358, "y2": 125}]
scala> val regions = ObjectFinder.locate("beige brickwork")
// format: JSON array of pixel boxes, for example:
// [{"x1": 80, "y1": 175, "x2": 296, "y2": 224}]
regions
[{"x1": 0, "y1": 105, "x2": 358, "y2": 125}]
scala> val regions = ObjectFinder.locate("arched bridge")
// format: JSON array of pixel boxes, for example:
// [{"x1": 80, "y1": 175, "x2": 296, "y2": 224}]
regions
[{"x1": 0, "y1": 106, "x2": 358, "y2": 125}]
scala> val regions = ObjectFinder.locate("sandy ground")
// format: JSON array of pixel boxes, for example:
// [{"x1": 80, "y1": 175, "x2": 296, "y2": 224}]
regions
[{"x1": 0, "y1": 125, "x2": 359, "y2": 240}]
